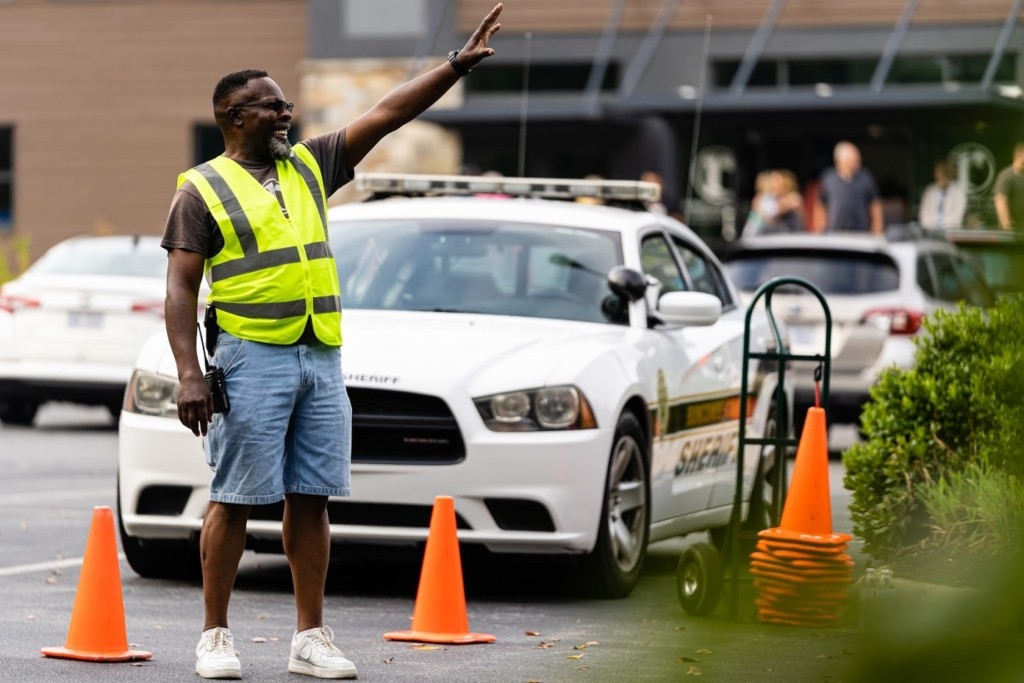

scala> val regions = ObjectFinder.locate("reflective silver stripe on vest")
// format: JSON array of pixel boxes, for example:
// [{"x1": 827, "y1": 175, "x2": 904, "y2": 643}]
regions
[
  {"x1": 304, "y1": 241, "x2": 333, "y2": 261},
  {"x1": 289, "y1": 153, "x2": 327, "y2": 230},
  {"x1": 313, "y1": 295, "x2": 341, "y2": 313},
  {"x1": 194, "y1": 163, "x2": 258, "y2": 255},
  {"x1": 210, "y1": 246, "x2": 302, "y2": 282},
  {"x1": 214, "y1": 299, "x2": 308, "y2": 320}
]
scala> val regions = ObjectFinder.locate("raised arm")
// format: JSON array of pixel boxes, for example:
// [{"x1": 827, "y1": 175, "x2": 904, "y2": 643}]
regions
[{"x1": 344, "y1": 3, "x2": 502, "y2": 167}]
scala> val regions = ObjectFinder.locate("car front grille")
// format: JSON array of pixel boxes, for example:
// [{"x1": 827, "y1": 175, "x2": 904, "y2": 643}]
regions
[
  {"x1": 248, "y1": 501, "x2": 472, "y2": 529},
  {"x1": 348, "y1": 387, "x2": 465, "y2": 465}
]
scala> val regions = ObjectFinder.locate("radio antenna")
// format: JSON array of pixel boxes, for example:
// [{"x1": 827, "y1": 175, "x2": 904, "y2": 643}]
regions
[
  {"x1": 517, "y1": 32, "x2": 533, "y2": 178},
  {"x1": 684, "y1": 14, "x2": 713, "y2": 222}
]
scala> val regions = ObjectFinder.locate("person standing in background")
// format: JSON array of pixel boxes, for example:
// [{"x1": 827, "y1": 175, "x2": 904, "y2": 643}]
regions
[
  {"x1": 994, "y1": 142, "x2": 1024, "y2": 231},
  {"x1": 814, "y1": 141, "x2": 884, "y2": 235},
  {"x1": 745, "y1": 169, "x2": 804, "y2": 236},
  {"x1": 918, "y1": 160, "x2": 967, "y2": 229}
]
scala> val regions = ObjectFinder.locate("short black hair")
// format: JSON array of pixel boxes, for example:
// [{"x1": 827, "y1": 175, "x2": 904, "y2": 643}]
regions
[{"x1": 212, "y1": 69, "x2": 269, "y2": 107}]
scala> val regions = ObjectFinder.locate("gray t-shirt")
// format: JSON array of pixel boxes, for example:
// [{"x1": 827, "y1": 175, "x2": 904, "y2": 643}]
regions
[
  {"x1": 819, "y1": 168, "x2": 879, "y2": 232},
  {"x1": 994, "y1": 166, "x2": 1024, "y2": 230},
  {"x1": 162, "y1": 128, "x2": 353, "y2": 257}
]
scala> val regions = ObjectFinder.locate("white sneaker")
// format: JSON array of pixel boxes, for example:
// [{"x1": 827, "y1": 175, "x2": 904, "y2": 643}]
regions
[
  {"x1": 288, "y1": 625, "x2": 358, "y2": 679},
  {"x1": 195, "y1": 627, "x2": 241, "y2": 679}
]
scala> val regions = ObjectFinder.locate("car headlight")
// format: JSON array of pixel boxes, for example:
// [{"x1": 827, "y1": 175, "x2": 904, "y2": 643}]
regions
[
  {"x1": 474, "y1": 385, "x2": 597, "y2": 431},
  {"x1": 123, "y1": 369, "x2": 178, "y2": 418}
]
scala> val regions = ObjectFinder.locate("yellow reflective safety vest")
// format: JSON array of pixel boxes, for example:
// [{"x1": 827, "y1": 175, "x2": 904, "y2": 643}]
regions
[{"x1": 178, "y1": 144, "x2": 342, "y2": 346}]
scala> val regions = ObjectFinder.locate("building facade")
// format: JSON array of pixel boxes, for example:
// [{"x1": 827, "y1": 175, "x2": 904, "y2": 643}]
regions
[{"x1": 2, "y1": 0, "x2": 1023, "y2": 262}]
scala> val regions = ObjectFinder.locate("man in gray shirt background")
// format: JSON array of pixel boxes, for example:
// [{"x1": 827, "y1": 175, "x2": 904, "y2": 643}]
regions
[{"x1": 814, "y1": 141, "x2": 884, "y2": 235}]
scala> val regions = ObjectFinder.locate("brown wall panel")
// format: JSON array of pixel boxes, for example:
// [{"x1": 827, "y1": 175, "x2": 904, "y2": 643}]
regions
[{"x1": 0, "y1": 0, "x2": 307, "y2": 258}]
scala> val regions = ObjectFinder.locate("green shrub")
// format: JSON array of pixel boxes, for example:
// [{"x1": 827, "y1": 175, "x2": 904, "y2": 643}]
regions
[
  {"x1": 842, "y1": 295, "x2": 1024, "y2": 560},
  {"x1": 919, "y1": 460, "x2": 1024, "y2": 565}
]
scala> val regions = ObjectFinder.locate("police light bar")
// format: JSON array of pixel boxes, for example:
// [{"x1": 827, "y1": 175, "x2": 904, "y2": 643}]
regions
[{"x1": 355, "y1": 173, "x2": 661, "y2": 203}]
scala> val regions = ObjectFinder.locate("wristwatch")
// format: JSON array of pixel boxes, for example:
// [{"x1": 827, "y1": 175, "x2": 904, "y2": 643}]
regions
[{"x1": 447, "y1": 49, "x2": 471, "y2": 77}]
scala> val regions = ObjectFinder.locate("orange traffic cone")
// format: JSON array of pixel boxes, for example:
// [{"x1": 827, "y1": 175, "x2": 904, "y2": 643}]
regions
[
  {"x1": 759, "y1": 406, "x2": 852, "y2": 545},
  {"x1": 384, "y1": 496, "x2": 495, "y2": 644},
  {"x1": 41, "y1": 506, "x2": 152, "y2": 662}
]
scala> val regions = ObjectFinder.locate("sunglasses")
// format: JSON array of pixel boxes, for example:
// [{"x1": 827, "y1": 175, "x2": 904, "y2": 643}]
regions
[{"x1": 232, "y1": 100, "x2": 295, "y2": 114}]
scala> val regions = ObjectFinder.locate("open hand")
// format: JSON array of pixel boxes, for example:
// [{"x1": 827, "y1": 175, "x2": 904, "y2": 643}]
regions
[{"x1": 457, "y1": 3, "x2": 502, "y2": 71}]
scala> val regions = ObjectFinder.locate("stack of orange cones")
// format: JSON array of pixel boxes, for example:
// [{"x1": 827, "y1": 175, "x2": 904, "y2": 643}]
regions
[
  {"x1": 41, "y1": 506, "x2": 152, "y2": 662},
  {"x1": 750, "y1": 406, "x2": 855, "y2": 627},
  {"x1": 384, "y1": 495, "x2": 495, "y2": 645}
]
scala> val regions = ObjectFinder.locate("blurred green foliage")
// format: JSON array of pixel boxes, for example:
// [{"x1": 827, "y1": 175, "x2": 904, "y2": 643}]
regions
[{"x1": 843, "y1": 295, "x2": 1024, "y2": 562}]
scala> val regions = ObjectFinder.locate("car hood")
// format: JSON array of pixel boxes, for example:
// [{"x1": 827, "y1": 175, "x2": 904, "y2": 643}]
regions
[{"x1": 147, "y1": 310, "x2": 632, "y2": 398}]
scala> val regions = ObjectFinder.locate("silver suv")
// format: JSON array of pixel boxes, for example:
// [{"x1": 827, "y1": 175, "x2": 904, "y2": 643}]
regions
[{"x1": 721, "y1": 231, "x2": 995, "y2": 429}]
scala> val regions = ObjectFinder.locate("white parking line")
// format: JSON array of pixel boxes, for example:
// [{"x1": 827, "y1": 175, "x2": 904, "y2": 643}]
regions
[
  {"x1": 0, "y1": 554, "x2": 125, "y2": 577},
  {"x1": 0, "y1": 488, "x2": 113, "y2": 505}
]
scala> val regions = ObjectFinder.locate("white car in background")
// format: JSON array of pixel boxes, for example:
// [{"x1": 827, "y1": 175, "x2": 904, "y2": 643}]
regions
[
  {"x1": 0, "y1": 234, "x2": 168, "y2": 426},
  {"x1": 722, "y1": 231, "x2": 995, "y2": 430},
  {"x1": 118, "y1": 174, "x2": 791, "y2": 598}
]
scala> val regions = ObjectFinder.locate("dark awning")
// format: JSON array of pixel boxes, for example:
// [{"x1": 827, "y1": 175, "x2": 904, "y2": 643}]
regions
[{"x1": 423, "y1": 85, "x2": 1024, "y2": 125}]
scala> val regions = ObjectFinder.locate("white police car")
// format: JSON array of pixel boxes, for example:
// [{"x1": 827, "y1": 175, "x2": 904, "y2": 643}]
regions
[{"x1": 118, "y1": 173, "x2": 791, "y2": 598}]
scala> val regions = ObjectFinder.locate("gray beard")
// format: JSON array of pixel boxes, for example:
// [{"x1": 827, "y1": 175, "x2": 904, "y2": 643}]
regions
[{"x1": 269, "y1": 136, "x2": 292, "y2": 160}]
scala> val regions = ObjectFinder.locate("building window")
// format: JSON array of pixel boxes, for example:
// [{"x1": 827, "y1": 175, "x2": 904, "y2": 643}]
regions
[
  {"x1": 343, "y1": 0, "x2": 424, "y2": 38},
  {"x1": 0, "y1": 128, "x2": 12, "y2": 231},
  {"x1": 465, "y1": 63, "x2": 620, "y2": 94},
  {"x1": 713, "y1": 53, "x2": 1017, "y2": 90},
  {"x1": 788, "y1": 59, "x2": 876, "y2": 87},
  {"x1": 712, "y1": 60, "x2": 779, "y2": 88}
]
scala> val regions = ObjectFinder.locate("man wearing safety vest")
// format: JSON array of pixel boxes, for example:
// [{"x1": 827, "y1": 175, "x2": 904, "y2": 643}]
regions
[{"x1": 162, "y1": 5, "x2": 502, "y2": 679}]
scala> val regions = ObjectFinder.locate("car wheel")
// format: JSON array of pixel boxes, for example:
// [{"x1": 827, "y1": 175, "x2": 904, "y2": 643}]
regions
[
  {"x1": 0, "y1": 400, "x2": 39, "y2": 426},
  {"x1": 116, "y1": 477, "x2": 201, "y2": 581},
  {"x1": 583, "y1": 411, "x2": 650, "y2": 598},
  {"x1": 676, "y1": 541, "x2": 723, "y2": 616}
]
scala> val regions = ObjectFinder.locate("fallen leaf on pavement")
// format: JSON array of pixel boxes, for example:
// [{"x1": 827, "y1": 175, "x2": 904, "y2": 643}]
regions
[
  {"x1": 566, "y1": 654, "x2": 584, "y2": 660},
  {"x1": 696, "y1": 648, "x2": 713, "y2": 655},
  {"x1": 686, "y1": 665, "x2": 702, "y2": 676},
  {"x1": 383, "y1": 657, "x2": 394, "y2": 664},
  {"x1": 411, "y1": 644, "x2": 443, "y2": 651},
  {"x1": 251, "y1": 637, "x2": 268, "y2": 643},
  {"x1": 537, "y1": 641, "x2": 556, "y2": 649},
  {"x1": 525, "y1": 630, "x2": 540, "y2": 637}
]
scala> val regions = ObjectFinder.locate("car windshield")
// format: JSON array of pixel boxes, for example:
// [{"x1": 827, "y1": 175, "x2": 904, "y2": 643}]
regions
[
  {"x1": 723, "y1": 248, "x2": 900, "y2": 295},
  {"x1": 330, "y1": 219, "x2": 624, "y2": 324},
  {"x1": 29, "y1": 237, "x2": 168, "y2": 278}
]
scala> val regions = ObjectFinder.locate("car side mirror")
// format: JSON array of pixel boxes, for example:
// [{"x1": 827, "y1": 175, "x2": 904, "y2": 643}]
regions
[
  {"x1": 657, "y1": 291, "x2": 722, "y2": 326},
  {"x1": 607, "y1": 266, "x2": 647, "y2": 302}
]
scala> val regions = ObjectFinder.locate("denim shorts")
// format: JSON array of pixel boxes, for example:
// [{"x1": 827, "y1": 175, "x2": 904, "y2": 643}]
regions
[{"x1": 204, "y1": 331, "x2": 352, "y2": 505}]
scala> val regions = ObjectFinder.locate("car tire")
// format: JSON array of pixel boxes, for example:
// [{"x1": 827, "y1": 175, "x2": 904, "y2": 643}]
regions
[
  {"x1": 582, "y1": 411, "x2": 650, "y2": 599},
  {"x1": 0, "y1": 400, "x2": 39, "y2": 427},
  {"x1": 676, "y1": 541, "x2": 723, "y2": 616},
  {"x1": 116, "y1": 477, "x2": 201, "y2": 581}
]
